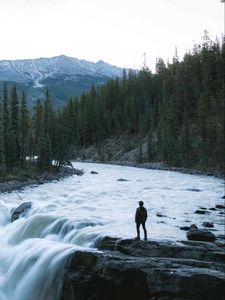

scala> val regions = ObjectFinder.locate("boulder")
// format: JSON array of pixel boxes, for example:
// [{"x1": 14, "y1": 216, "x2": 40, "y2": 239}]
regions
[
  {"x1": 90, "y1": 171, "x2": 98, "y2": 174},
  {"x1": 202, "y1": 222, "x2": 214, "y2": 228},
  {"x1": 187, "y1": 228, "x2": 216, "y2": 242},
  {"x1": 117, "y1": 178, "x2": 128, "y2": 182},
  {"x1": 11, "y1": 202, "x2": 32, "y2": 222},
  {"x1": 180, "y1": 226, "x2": 191, "y2": 231},
  {"x1": 156, "y1": 212, "x2": 167, "y2": 217},
  {"x1": 215, "y1": 204, "x2": 225, "y2": 209},
  {"x1": 194, "y1": 210, "x2": 207, "y2": 214},
  {"x1": 190, "y1": 224, "x2": 198, "y2": 229}
]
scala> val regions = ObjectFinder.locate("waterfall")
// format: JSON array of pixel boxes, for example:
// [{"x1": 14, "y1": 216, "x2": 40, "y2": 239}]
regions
[
  {"x1": 0, "y1": 207, "x2": 102, "y2": 300},
  {"x1": 0, "y1": 162, "x2": 223, "y2": 300}
]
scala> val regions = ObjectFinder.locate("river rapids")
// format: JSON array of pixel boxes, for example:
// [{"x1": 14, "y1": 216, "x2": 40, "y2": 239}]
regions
[{"x1": 0, "y1": 162, "x2": 224, "y2": 299}]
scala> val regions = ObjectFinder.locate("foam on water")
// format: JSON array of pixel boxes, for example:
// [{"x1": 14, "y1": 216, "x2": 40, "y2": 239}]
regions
[{"x1": 0, "y1": 162, "x2": 224, "y2": 299}]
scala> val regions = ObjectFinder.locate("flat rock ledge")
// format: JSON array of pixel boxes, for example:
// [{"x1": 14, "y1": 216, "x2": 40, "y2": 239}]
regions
[{"x1": 61, "y1": 237, "x2": 225, "y2": 300}]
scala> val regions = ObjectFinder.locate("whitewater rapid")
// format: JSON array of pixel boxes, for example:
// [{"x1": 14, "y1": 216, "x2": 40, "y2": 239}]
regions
[{"x1": 0, "y1": 162, "x2": 224, "y2": 300}]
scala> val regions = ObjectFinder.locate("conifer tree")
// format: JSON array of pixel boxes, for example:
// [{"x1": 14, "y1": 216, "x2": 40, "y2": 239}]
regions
[
  {"x1": 8, "y1": 83, "x2": 20, "y2": 167},
  {"x1": 19, "y1": 91, "x2": 29, "y2": 167},
  {"x1": 37, "y1": 91, "x2": 53, "y2": 170},
  {"x1": 0, "y1": 102, "x2": 6, "y2": 171}
]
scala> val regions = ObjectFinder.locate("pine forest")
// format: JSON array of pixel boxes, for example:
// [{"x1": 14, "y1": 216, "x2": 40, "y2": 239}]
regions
[{"x1": 0, "y1": 34, "x2": 224, "y2": 178}]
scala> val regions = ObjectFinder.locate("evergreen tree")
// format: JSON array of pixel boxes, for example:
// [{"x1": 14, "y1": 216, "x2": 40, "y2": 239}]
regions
[
  {"x1": 37, "y1": 91, "x2": 53, "y2": 170},
  {"x1": 19, "y1": 91, "x2": 29, "y2": 167},
  {"x1": 8, "y1": 83, "x2": 20, "y2": 167},
  {"x1": 1, "y1": 83, "x2": 10, "y2": 168},
  {"x1": 0, "y1": 102, "x2": 6, "y2": 170}
]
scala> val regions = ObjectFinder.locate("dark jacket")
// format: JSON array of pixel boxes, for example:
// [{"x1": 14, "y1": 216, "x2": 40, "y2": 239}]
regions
[{"x1": 135, "y1": 206, "x2": 148, "y2": 223}]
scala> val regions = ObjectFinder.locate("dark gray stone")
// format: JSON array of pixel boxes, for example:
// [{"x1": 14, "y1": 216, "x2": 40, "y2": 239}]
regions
[
  {"x1": 62, "y1": 238, "x2": 225, "y2": 300},
  {"x1": 117, "y1": 178, "x2": 128, "y2": 182},
  {"x1": 215, "y1": 205, "x2": 225, "y2": 209},
  {"x1": 186, "y1": 188, "x2": 201, "y2": 192},
  {"x1": 90, "y1": 171, "x2": 98, "y2": 174},
  {"x1": 11, "y1": 202, "x2": 32, "y2": 222},
  {"x1": 156, "y1": 213, "x2": 167, "y2": 217},
  {"x1": 202, "y1": 222, "x2": 214, "y2": 228},
  {"x1": 180, "y1": 226, "x2": 190, "y2": 231},
  {"x1": 190, "y1": 224, "x2": 198, "y2": 229},
  {"x1": 187, "y1": 228, "x2": 216, "y2": 242},
  {"x1": 194, "y1": 210, "x2": 207, "y2": 215}
]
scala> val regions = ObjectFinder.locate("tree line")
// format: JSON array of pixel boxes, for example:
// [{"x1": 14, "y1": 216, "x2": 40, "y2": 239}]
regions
[
  {"x1": 0, "y1": 33, "x2": 224, "y2": 175},
  {"x1": 62, "y1": 33, "x2": 224, "y2": 172},
  {"x1": 0, "y1": 86, "x2": 72, "y2": 176}
]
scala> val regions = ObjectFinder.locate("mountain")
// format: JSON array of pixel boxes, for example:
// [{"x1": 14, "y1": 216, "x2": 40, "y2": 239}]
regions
[{"x1": 0, "y1": 55, "x2": 124, "y2": 107}]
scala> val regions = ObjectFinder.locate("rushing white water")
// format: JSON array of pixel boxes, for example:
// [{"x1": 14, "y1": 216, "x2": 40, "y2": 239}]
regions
[{"x1": 0, "y1": 162, "x2": 224, "y2": 300}]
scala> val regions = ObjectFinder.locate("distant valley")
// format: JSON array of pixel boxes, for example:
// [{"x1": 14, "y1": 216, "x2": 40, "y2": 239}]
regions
[{"x1": 0, "y1": 55, "x2": 124, "y2": 107}]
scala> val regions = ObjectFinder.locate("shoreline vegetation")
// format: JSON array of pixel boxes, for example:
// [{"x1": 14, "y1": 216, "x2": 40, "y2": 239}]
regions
[{"x1": 0, "y1": 165, "x2": 83, "y2": 193}]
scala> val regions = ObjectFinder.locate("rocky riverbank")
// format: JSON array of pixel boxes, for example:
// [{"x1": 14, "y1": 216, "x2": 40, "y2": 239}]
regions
[
  {"x1": 0, "y1": 166, "x2": 83, "y2": 193},
  {"x1": 61, "y1": 237, "x2": 225, "y2": 300},
  {"x1": 78, "y1": 159, "x2": 224, "y2": 179},
  {"x1": 73, "y1": 135, "x2": 224, "y2": 178}
]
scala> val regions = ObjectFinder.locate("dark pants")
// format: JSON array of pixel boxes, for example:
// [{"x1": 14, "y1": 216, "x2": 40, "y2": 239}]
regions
[{"x1": 136, "y1": 222, "x2": 147, "y2": 239}]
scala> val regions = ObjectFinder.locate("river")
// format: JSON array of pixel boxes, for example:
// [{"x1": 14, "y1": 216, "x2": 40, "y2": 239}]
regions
[{"x1": 0, "y1": 162, "x2": 224, "y2": 300}]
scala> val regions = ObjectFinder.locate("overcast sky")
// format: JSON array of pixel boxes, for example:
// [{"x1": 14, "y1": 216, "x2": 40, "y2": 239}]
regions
[{"x1": 0, "y1": 0, "x2": 224, "y2": 70}]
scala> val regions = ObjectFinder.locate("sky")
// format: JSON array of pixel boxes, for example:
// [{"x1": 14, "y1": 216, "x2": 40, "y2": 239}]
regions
[{"x1": 0, "y1": 0, "x2": 224, "y2": 70}]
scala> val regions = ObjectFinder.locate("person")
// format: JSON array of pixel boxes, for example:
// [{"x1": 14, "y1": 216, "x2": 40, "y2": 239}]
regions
[{"x1": 135, "y1": 201, "x2": 147, "y2": 241}]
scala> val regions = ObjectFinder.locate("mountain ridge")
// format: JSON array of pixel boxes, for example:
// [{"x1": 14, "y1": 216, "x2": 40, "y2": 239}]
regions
[{"x1": 0, "y1": 55, "x2": 124, "y2": 106}]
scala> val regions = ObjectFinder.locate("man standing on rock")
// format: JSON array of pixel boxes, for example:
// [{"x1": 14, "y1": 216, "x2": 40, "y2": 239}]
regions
[{"x1": 135, "y1": 201, "x2": 148, "y2": 241}]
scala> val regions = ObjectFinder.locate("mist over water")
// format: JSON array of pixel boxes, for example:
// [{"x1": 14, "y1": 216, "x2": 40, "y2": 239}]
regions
[{"x1": 0, "y1": 162, "x2": 224, "y2": 300}]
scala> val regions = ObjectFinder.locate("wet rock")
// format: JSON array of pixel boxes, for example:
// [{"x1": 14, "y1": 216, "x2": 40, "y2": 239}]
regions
[
  {"x1": 217, "y1": 234, "x2": 225, "y2": 240},
  {"x1": 98, "y1": 238, "x2": 225, "y2": 263},
  {"x1": 222, "y1": 196, "x2": 225, "y2": 199},
  {"x1": 187, "y1": 228, "x2": 216, "y2": 242},
  {"x1": 180, "y1": 224, "x2": 198, "y2": 231},
  {"x1": 94, "y1": 236, "x2": 119, "y2": 251},
  {"x1": 209, "y1": 207, "x2": 217, "y2": 211},
  {"x1": 194, "y1": 210, "x2": 207, "y2": 215},
  {"x1": 90, "y1": 171, "x2": 98, "y2": 174},
  {"x1": 62, "y1": 238, "x2": 225, "y2": 300},
  {"x1": 190, "y1": 224, "x2": 198, "y2": 229},
  {"x1": 156, "y1": 213, "x2": 167, "y2": 217},
  {"x1": 180, "y1": 226, "x2": 191, "y2": 231},
  {"x1": 157, "y1": 220, "x2": 165, "y2": 224},
  {"x1": 186, "y1": 188, "x2": 201, "y2": 192},
  {"x1": 69, "y1": 251, "x2": 98, "y2": 270},
  {"x1": 202, "y1": 222, "x2": 214, "y2": 228},
  {"x1": 11, "y1": 202, "x2": 32, "y2": 222},
  {"x1": 117, "y1": 178, "x2": 128, "y2": 182},
  {"x1": 215, "y1": 205, "x2": 225, "y2": 209}
]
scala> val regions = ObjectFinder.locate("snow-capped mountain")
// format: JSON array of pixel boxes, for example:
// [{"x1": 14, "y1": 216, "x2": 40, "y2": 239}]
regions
[{"x1": 0, "y1": 55, "x2": 124, "y2": 106}]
